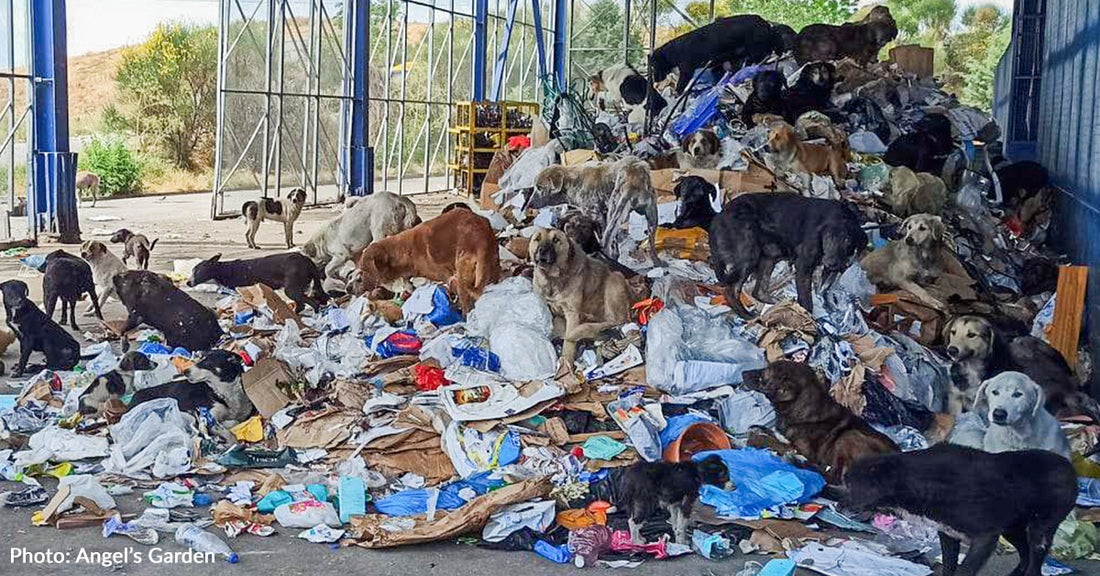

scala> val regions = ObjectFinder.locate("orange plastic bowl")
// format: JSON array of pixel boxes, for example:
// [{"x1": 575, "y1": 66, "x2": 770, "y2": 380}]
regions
[{"x1": 663, "y1": 422, "x2": 731, "y2": 462}]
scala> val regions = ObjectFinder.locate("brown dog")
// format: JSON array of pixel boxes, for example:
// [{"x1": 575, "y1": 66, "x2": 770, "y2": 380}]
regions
[
  {"x1": 352, "y1": 207, "x2": 501, "y2": 312},
  {"x1": 767, "y1": 123, "x2": 848, "y2": 187},
  {"x1": 744, "y1": 361, "x2": 898, "y2": 484},
  {"x1": 530, "y1": 228, "x2": 632, "y2": 369}
]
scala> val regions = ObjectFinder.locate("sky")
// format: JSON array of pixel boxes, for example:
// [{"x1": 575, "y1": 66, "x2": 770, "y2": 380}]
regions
[{"x1": 0, "y1": 0, "x2": 1019, "y2": 59}]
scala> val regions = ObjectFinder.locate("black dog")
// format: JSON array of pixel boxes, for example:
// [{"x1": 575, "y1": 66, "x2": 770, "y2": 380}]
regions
[
  {"x1": 0, "y1": 279, "x2": 79, "y2": 376},
  {"x1": 558, "y1": 210, "x2": 602, "y2": 255},
  {"x1": 842, "y1": 96, "x2": 892, "y2": 144},
  {"x1": 670, "y1": 176, "x2": 717, "y2": 230},
  {"x1": 114, "y1": 270, "x2": 223, "y2": 352},
  {"x1": 784, "y1": 62, "x2": 839, "y2": 123},
  {"x1": 651, "y1": 15, "x2": 787, "y2": 94},
  {"x1": 844, "y1": 444, "x2": 1076, "y2": 576},
  {"x1": 37, "y1": 250, "x2": 102, "y2": 330},
  {"x1": 619, "y1": 455, "x2": 729, "y2": 545},
  {"x1": 740, "y1": 69, "x2": 787, "y2": 126},
  {"x1": 709, "y1": 193, "x2": 866, "y2": 318},
  {"x1": 77, "y1": 351, "x2": 156, "y2": 415},
  {"x1": 885, "y1": 113, "x2": 956, "y2": 174},
  {"x1": 188, "y1": 252, "x2": 329, "y2": 311},
  {"x1": 996, "y1": 161, "x2": 1049, "y2": 207}
]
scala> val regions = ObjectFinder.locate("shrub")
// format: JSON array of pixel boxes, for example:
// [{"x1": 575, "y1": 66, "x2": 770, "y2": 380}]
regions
[{"x1": 80, "y1": 135, "x2": 144, "y2": 195}]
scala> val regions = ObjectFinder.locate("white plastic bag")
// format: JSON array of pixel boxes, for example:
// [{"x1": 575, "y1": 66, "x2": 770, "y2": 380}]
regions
[
  {"x1": 55, "y1": 475, "x2": 116, "y2": 515},
  {"x1": 467, "y1": 277, "x2": 558, "y2": 380},
  {"x1": 645, "y1": 306, "x2": 767, "y2": 394},
  {"x1": 274, "y1": 500, "x2": 341, "y2": 528},
  {"x1": 482, "y1": 500, "x2": 556, "y2": 542},
  {"x1": 105, "y1": 398, "x2": 191, "y2": 478}
]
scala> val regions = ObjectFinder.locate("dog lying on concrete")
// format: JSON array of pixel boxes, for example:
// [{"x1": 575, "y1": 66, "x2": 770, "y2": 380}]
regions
[
  {"x1": 242, "y1": 187, "x2": 307, "y2": 249},
  {"x1": 81, "y1": 240, "x2": 128, "y2": 315},
  {"x1": 618, "y1": 455, "x2": 730, "y2": 545},
  {"x1": 188, "y1": 252, "x2": 328, "y2": 312},
  {"x1": 767, "y1": 123, "x2": 849, "y2": 187},
  {"x1": 943, "y1": 315, "x2": 1099, "y2": 422},
  {"x1": 114, "y1": 270, "x2": 224, "y2": 352},
  {"x1": 0, "y1": 279, "x2": 80, "y2": 377},
  {"x1": 741, "y1": 70, "x2": 787, "y2": 127},
  {"x1": 710, "y1": 193, "x2": 866, "y2": 317},
  {"x1": 744, "y1": 361, "x2": 897, "y2": 484},
  {"x1": 37, "y1": 250, "x2": 103, "y2": 331},
  {"x1": 844, "y1": 444, "x2": 1076, "y2": 576},
  {"x1": 861, "y1": 214, "x2": 951, "y2": 309},
  {"x1": 650, "y1": 15, "x2": 791, "y2": 94},
  {"x1": 302, "y1": 190, "x2": 420, "y2": 280},
  {"x1": 352, "y1": 207, "x2": 501, "y2": 312},
  {"x1": 951, "y1": 371, "x2": 1072, "y2": 458},
  {"x1": 794, "y1": 6, "x2": 898, "y2": 64},
  {"x1": 530, "y1": 228, "x2": 632, "y2": 368},
  {"x1": 887, "y1": 166, "x2": 949, "y2": 217},
  {"x1": 110, "y1": 229, "x2": 158, "y2": 270}
]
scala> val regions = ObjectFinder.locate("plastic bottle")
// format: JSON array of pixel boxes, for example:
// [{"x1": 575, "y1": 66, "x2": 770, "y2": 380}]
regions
[
  {"x1": 0, "y1": 461, "x2": 24, "y2": 482},
  {"x1": 533, "y1": 540, "x2": 572, "y2": 563},
  {"x1": 174, "y1": 524, "x2": 238, "y2": 563}
]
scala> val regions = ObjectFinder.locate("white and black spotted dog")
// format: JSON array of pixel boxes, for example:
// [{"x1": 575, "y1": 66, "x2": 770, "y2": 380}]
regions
[
  {"x1": 242, "y1": 187, "x2": 308, "y2": 249},
  {"x1": 678, "y1": 129, "x2": 721, "y2": 169},
  {"x1": 590, "y1": 64, "x2": 668, "y2": 124}
]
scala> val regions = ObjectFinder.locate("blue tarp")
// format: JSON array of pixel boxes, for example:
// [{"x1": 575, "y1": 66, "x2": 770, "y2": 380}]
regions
[{"x1": 692, "y1": 448, "x2": 825, "y2": 519}]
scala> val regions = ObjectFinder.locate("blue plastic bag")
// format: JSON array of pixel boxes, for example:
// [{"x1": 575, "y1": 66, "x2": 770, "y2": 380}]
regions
[
  {"x1": 692, "y1": 449, "x2": 825, "y2": 519},
  {"x1": 670, "y1": 71, "x2": 733, "y2": 139},
  {"x1": 373, "y1": 488, "x2": 467, "y2": 516},
  {"x1": 427, "y1": 287, "x2": 462, "y2": 326},
  {"x1": 534, "y1": 540, "x2": 572, "y2": 563}
]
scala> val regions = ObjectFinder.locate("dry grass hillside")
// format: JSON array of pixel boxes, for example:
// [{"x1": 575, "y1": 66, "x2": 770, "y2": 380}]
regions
[{"x1": 68, "y1": 47, "x2": 125, "y2": 135}]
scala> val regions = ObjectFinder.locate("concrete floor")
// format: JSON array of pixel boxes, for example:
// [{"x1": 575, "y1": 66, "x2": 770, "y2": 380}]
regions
[{"x1": 0, "y1": 192, "x2": 1098, "y2": 575}]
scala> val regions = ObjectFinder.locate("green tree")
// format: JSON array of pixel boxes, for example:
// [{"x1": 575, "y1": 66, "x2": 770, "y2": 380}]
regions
[
  {"x1": 724, "y1": 0, "x2": 857, "y2": 32},
  {"x1": 110, "y1": 23, "x2": 218, "y2": 171},
  {"x1": 961, "y1": 22, "x2": 1011, "y2": 109}
]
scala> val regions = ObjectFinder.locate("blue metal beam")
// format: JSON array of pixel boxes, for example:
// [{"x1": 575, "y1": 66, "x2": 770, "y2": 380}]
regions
[
  {"x1": 490, "y1": 0, "x2": 519, "y2": 102},
  {"x1": 30, "y1": 0, "x2": 79, "y2": 242},
  {"x1": 552, "y1": 0, "x2": 566, "y2": 89},
  {"x1": 474, "y1": 0, "x2": 489, "y2": 100},
  {"x1": 343, "y1": 0, "x2": 369, "y2": 196}
]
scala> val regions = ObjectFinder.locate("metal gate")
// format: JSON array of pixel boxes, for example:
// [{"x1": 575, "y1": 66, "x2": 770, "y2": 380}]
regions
[
  {"x1": 212, "y1": 0, "x2": 359, "y2": 218},
  {"x1": 0, "y1": 0, "x2": 33, "y2": 242}
]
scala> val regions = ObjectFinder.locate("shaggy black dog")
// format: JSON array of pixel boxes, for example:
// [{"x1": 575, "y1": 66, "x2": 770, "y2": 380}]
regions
[
  {"x1": 618, "y1": 455, "x2": 730, "y2": 546},
  {"x1": 740, "y1": 70, "x2": 787, "y2": 126},
  {"x1": 709, "y1": 193, "x2": 866, "y2": 317},
  {"x1": 885, "y1": 113, "x2": 956, "y2": 174},
  {"x1": 784, "y1": 62, "x2": 839, "y2": 123},
  {"x1": 670, "y1": 176, "x2": 717, "y2": 230},
  {"x1": 650, "y1": 15, "x2": 788, "y2": 94},
  {"x1": 37, "y1": 250, "x2": 102, "y2": 330},
  {"x1": 844, "y1": 444, "x2": 1076, "y2": 576},
  {"x1": 996, "y1": 160, "x2": 1049, "y2": 207},
  {"x1": 114, "y1": 270, "x2": 223, "y2": 352}
]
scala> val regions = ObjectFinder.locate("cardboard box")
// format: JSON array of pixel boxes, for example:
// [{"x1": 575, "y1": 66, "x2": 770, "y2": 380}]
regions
[
  {"x1": 238, "y1": 283, "x2": 302, "y2": 327},
  {"x1": 650, "y1": 162, "x2": 781, "y2": 198},
  {"x1": 479, "y1": 181, "x2": 502, "y2": 210},
  {"x1": 562, "y1": 149, "x2": 597, "y2": 166},
  {"x1": 890, "y1": 45, "x2": 935, "y2": 79},
  {"x1": 242, "y1": 358, "x2": 295, "y2": 418}
]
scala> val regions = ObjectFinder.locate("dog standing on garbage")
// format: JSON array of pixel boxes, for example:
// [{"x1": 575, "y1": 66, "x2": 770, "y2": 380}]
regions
[
  {"x1": 619, "y1": 455, "x2": 731, "y2": 545},
  {"x1": 844, "y1": 444, "x2": 1076, "y2": 576},
  {"x1": 744, "y1": 361, "x2": 898, "y2": 484},
  {"x1": 302, "y1": 190, "x2": 421, "y2": 280},
  {"x1": 709, "y1": 192, "x2": 866, "y2": 318},
  {"x1": 589, "y1": 64, "x2": 667, "y2": 123},
  {"x1": 766, "y1": 123, "x2": 849, "y2": 187},
  {"x1": 794, "y1": 6, "x2": 898, "y2": 64},
  {"x1": 601, "y1": 158, "x2": 663, "y2": 265},
  {"x1": 860, "y1": 214, "x2": 952, "y2": 309},
  {"x1": 943, "y1": 315, "x2": 1100, "y2": 422},
  {"x1": 529, "y1": 228, "x2": 632, "y2": 369}
]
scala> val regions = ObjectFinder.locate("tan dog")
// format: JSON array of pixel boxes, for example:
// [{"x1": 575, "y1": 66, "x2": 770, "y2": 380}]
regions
[
  {"x1": 767, "y1": 123, "x2": 848, "y2": 186},
  {"x1": 861, "y1": 213, "x2": 950, "y2": 308},
  {"x1": 889, "y1": 166, "x2": 949, "y2": 217},
  {"x1": 529, "y1": 228, "x2": 632, "y2": 369},
  {"x1": 352, "y1": 207, "x2": 500, "y2": 312},
  {"x1": 80, "y1": 240, "x2": 128, "y2": 314}
]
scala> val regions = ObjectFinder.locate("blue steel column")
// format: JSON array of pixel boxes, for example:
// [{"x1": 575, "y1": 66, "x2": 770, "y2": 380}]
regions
[
  {"x1": 552, "y1": 0, "x2": 567, "y2": 89},
  {"x1": 30, "y1": 0, "x2": 79, "y2": 242},
  {"x1": 343, "y1": 0, "x2": 369, "y2": 196},
  {"x1": 473, "y1": 0, "x2": 488, "y2": 101}
]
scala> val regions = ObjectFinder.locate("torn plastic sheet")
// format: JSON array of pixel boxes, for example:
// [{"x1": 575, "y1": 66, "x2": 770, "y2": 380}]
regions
[
  {"x1": 482, "y1": 500, "x2": 556, "y2": 542},
  {"x1": 646, "y1": 305, "x2": 767, "y2": 394},
  {"x1": 104, "y1": 398, "x2": 192, "y2": 478},
  {"x1": 693, "y1": 449, "x2": 824, "y2": 519},
  {"x1": 15, "y1": 426, "x2": 110, "y2": 467}
]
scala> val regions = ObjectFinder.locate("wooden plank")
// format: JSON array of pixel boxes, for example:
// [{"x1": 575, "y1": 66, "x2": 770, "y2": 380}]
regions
[{"x1": 1049, "y1": 265, "x2": 1088, "y2": 366}]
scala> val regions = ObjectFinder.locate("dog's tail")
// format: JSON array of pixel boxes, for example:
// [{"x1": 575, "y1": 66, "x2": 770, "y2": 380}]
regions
[
  {"x1": 242, "y1": 200, "x2": 259, "y2": 221},
  {"x1": 147, "y1": 238, "x2": 159, "y2": 252}
]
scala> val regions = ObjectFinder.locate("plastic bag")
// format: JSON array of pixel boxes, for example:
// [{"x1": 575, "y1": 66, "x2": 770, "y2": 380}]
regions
[
  {"x1": 693, "y1": 449, "x2": 825, "y2": 519},
  {"x1": 16, "y1": 426, "x2": 109, "y2": 467},
  {"x1": 499, "y1": 142, "x2": 561, "y2": 193},
  {"x1": 669, "y1": 72, "x2": 732, "y2": 139},
  {"x1": 645, "y1": 306, "x2": 767, "y2": 394},
  {"x1": 718, "y1": 389, "x2": 776, "y2": 434},
  {"x1": 466, "y1": 277, "x2": 557, "y2": 381},
  {"x1": 442, "y1": 420, "x2": 522, "y2": 478},
  {"x1": 104, "y1": 398, "x2": 191, "y2": 478},
  {"x1": 53, "y1": 475, "x2": 116, "y2": 515},
  {"x1": 848, "y1": 131, "x2": 887, "y2": 155},
  {"x1": 482, "y1": 500, "x2": 556, "y2": 542},
  {"x1": 607, "y1": 394, "x2": 663, "y2": 463},
  {"x1": 274, "y1": 500, "x2": 341, "y2": 528}
]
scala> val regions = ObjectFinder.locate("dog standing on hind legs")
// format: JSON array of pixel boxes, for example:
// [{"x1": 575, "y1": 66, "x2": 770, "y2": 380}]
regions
[{"x1": 243, "y1": 187, "x2": 307, "y2": 249}]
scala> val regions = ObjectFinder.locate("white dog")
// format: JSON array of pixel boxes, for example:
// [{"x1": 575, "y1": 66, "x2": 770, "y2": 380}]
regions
[
  {"x1": 301, "y1": 191, "x2": 420, "y2": 279},
  {"x1": 80, "y1": 240, "x2": 128, "y2": 315},
  {"x1": 953, "y1": 371, "x2": 1071, "y2": 458}
]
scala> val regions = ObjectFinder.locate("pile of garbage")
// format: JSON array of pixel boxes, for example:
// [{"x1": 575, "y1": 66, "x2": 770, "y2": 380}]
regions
[{"x1": 1, "y1": 23, "x2": 1098, "y2": 576}]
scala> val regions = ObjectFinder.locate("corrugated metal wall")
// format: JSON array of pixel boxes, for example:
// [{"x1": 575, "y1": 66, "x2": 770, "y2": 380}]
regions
[
  {"x1": 1001, "y1": 0, "x2": 1100, "y2": 391},
  {"x1": 993, "y1": 49, "x2": 1013, "y2": 138}
]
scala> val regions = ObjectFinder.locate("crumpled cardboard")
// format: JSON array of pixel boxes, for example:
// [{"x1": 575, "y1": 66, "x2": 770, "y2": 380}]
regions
[
  {"x1": 242, "y1": 358, "x2": 295, "y2": 418},
  {"x1": 350, "y1": 477, "x2": 552, "y2": 548},
  {"x1": 276, "y1": 409, "x2": 359, "y2": 449},
  {"x1": 212, "y1": 500, "x2": 274, "y2": 527},
  {"x1": 650, "y1": 163, "x2": 780, "y2": 197},
  {"x1": 238, "y1": 283, "x2": 303, "y2": 327}
]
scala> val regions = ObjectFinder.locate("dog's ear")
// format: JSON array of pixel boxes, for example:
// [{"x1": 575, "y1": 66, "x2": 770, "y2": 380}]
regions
[
  {"x1": 941, "y1": 316, "x2": 957, "y2": 343},
  {"x1": 1024, "y1": 375, "x2": 1046, "y2": 419},
  {"x1": 973, "y1": 379, "x2": 991, "y2": 418},
  {"x1": 528, "y1": 230, "x2": 543, "y2": 260},
  {"x1": 208, "y1": 253, "x2": 221, "y2": 263},
  {"x1": 930, "y1": 216, "x2": 945, "y2": 243}
]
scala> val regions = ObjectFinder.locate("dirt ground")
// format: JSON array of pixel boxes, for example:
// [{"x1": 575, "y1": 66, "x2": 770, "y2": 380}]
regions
[{"x1": 0, "y1": 193, "x2": 1097, "y2": 575}]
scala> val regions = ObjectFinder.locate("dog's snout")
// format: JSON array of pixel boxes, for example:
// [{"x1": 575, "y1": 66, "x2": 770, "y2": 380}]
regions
[
  {"x1": 991, "y1": 408, "x2": 1008, "y2": 424},
  {"x1": 534, "y1": 244, "x2": 557, "y2": 266},
  {"x1": 947, "y1": 345, "x2": 959, "y2": 358},
  {"x1": 904, "y1": 236, "x2": 916, "y2": 246}
]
